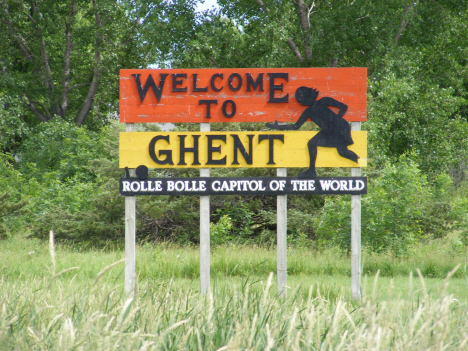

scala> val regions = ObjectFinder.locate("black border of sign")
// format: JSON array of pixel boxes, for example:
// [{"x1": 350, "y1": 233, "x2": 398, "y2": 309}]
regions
[{"x1": 119, "y1": 177, "x2": 367, "y2": 196}]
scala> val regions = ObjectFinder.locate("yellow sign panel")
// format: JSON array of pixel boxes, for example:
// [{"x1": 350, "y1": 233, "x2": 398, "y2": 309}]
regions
[{"x1": 119, "y1": 131, "x2": 367, "y2": 169}]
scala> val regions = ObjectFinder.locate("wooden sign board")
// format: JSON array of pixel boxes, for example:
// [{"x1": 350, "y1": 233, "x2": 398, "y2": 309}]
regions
[
  {"x1": 119, "y1": 177, "x2": 367, "y2": 196},
  {"x1": 119, "y1": 131, "x2": 367, "y2": 169},
  {"x1": 120, "y1": 68, "x2": 367, "y2": 123}
]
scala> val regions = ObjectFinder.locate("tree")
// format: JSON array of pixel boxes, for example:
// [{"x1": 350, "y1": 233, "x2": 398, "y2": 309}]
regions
[
  {"x1": 136, "y1": 0, "x2": 202, "y2": 68},
  {"x1": 0, "y1": 0, "x2": 146, "y2": 127},
  {"x1": 198, "y1": 0, "x2": 468, "y2": 178}
]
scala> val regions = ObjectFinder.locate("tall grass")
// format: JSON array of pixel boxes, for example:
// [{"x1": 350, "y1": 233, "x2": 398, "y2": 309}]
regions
[
  {"x1": 1, "y1": 268, "x2": 468, "y2": 350},
  {"x1": 1, "y1": 235, "x2": 468, "y2": 349},
  {"x1": 4, "y1": 235, "x2": 465, "y2": 281}
]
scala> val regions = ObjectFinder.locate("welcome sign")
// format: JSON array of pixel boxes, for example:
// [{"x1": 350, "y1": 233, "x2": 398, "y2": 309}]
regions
[
  {"x1": 119, "y1": 67, "x2": 368, "y2": 298},
  {"x1": 119, "y1": 68, "x2": 367, "y2": 123},
  {"x1": 119, "y1": 67, "x2": 368, "y2": 194}
]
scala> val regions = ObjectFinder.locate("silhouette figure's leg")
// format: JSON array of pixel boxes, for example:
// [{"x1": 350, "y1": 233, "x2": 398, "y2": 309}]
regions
[
  {"x1": 298, "y1": 138, "x2": 318, "y2": 178},
  {"x1": 337, "y1": 145, "x2": 359, "y2": 163}
]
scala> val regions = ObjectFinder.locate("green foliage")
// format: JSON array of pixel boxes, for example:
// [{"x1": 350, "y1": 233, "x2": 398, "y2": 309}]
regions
[
  {"x1": 0, "y1": 192, "x2": 28, "y2": 239},
  {"x1": 2, "y1": 234, "x2": 467, "y2": 285},
  {"x1": 18, "y1": 118, "x2": 105, "y2": 182},
  {"x1": 29, "y1": 178, "x2": 124, "y2": 242},
  {"x1": 137, "y1": 0, "x2": 200, "y2": 67},
  {"x1": 451, "y1": 182, "x2": 468, "y2": 257},
  {"x1": 420, "y1": 173, "x2": 454, "y2": 239},
  {"x1": 316, "y1": 156, "x2": 456, "y2": 256},
  {"x1": 210, "y1": 214, "x2": 233, "y2": 245},
  {"x1": 212, "y1": 201, "x2": 256, "y2": 241},
  {"x1": 0, "y1": 94, "x2": 29, "y2": 153},
  {"x1": 136, "y1": 193, "x2": 203, "y2": 244},
  {"x1": 367, "y1": 50, "x2": 468, "y2": 177},
  {"x1": 172, "y1": 11, "x2": 289, "y2": 69},
  {"x1": 24, "y1": 122, "x2": 125, "y2": 242},
  {"x1": 0, "y1": 151, "x2": 36, "y2": 237},
  {"x1": 0, "y1": 0, "x2": 147, "y2": 127}
]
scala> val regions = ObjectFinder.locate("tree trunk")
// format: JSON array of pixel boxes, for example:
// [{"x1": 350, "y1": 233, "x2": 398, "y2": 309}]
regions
[
  {"x1": 75, "y1": 0, "x2": 102, "y2": 125},
  {"x1": 61, "y1": 2, "x2": 77, "y2": 118},
  {"x1": 296, "y1": 0, "x2": 312, "y2": 61}
]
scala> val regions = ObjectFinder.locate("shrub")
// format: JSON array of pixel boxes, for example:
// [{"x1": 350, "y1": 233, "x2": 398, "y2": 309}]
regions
[
  {"x1": 0, "y1": 152, "x2": 32, "y2": 237},
  {"x1": 17, "y1": 118, "x2": 106, "y2": 182},
  {"x1": 210, "y1": 215, "x2": 233, "y2": 245},
  {"x1": 315, "y1": 156, "x2": 454, "y2": 255},
  {"x1": 26, "y1": 122, "x2": 125, "y2": 243}
]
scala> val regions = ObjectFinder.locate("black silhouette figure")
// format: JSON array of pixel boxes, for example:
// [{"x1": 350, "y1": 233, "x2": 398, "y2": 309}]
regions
[{"x1": 266, "y1": 87, "x2": 359, "y2": 178}]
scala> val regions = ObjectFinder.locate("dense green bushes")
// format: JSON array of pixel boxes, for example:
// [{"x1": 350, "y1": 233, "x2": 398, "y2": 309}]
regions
[
  {"x1": 316, "y1": 156, "x2": 465, "y2": 255},
  {"x1": 17, "y1": 119, "x2": 104, "y2": 182},
  {"x1": 1, "y1": 117, "x2": 467, "y2": 255},
  {"x1": 0, "y1": 152, "x2": 33, "y2": 238},
  {"x1": 19, "y1": 120, "x2": 126, "y2": 242}
]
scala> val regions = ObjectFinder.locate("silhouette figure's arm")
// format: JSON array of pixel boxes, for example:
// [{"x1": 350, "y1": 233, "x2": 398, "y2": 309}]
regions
[
  {"x1": 265, "y1": 110, "x2": 309, "y2": 130},
  {"x1": 319, "y1": 97, "x2": 348, "y2": 118}
]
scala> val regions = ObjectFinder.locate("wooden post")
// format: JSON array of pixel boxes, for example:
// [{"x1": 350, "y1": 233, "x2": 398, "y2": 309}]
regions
[
  {"x1": 200, "y1": 123, "x2": 210, "y2": 295},
  {"x1": 351, "y1": 122, "x2": 362, "y2": 300},
  {"x1": 125, "y1": 123, "x2": 136, "y2": 296},
  {"x1": 277, "y1": 167, "x2": 287, "y2": 297},
  {"x1": 277, "y1": 120, "x2": 288, "y2": 297}
]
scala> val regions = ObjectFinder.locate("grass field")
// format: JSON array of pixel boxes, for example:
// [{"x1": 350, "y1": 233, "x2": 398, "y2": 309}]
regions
[{"x1": 1, "y1": 235, "x2": 468, "y2": 350}]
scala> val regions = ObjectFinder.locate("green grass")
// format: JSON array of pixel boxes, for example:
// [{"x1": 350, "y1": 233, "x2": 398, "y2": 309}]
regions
[
  {"x1": 1, "y1": 235, "x2": 468, "y2": 349},
  {"x1": 4, "y1": 234, "x2": 467, "y2": 279}
]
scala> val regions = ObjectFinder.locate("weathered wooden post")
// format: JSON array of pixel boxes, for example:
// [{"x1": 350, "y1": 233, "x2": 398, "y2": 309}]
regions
[
  {"x1": 351, "y1": 121, "x2": 362, "y2": 300},
  {"x1": 200, "y1": 122, "x2": 210, "y2": 295},
  {"x1": 277, "y1": 167, "x2": 288, "y2": 297},
  {"x1": 277, "y1": 120, "x2": 288, "y2": 297},
  {"x1": 125, "y1": 123, "x2": 136, "y2": 296}
]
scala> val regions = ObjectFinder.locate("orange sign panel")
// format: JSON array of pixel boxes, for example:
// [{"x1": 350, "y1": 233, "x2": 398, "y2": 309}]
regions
[{"x1": 120, "y1": 68, "x2": 366, "y2": 123}]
